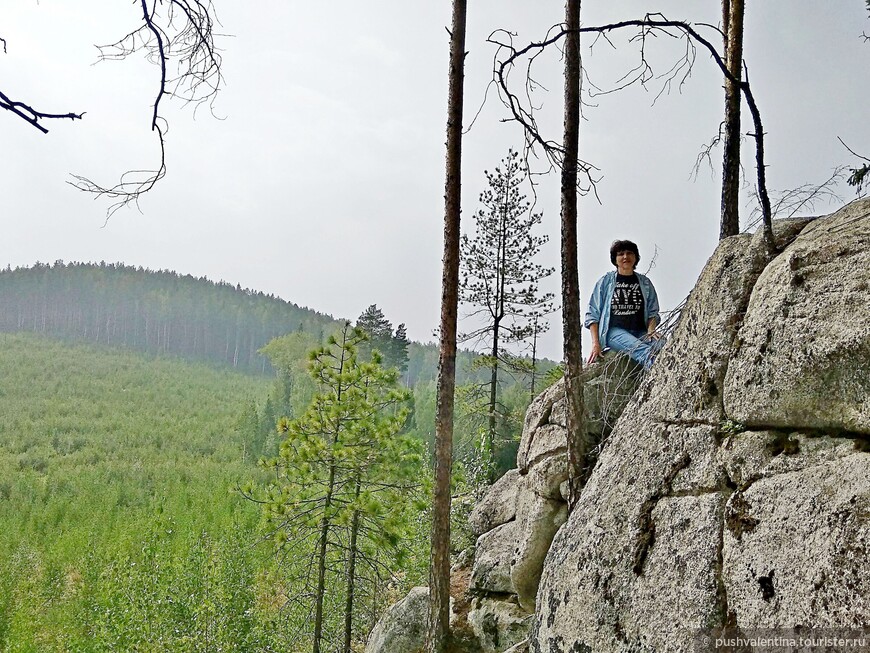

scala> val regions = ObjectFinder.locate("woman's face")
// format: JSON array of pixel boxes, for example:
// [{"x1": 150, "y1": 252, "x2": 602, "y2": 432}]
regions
[{"x1": 615, "y1": 249, "x2": 637, "y2": 274}]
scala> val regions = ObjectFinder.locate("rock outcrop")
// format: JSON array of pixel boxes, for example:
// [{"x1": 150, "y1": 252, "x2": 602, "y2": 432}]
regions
[
  {"x1": 365, "y1": 587, "x2": 430, "y2": 653},
  {"x1": 533, "y1": 200, "x2": 870, "y2": 653},
  {"x1": 368, "y1": 199, "x2": 870, "y2": 653},
  {"x1": 367, "y1": 353, "x2": 644, "y2": 653},
  {"x1": 471, "y1": 351, "x2": 643, "y2": 617}
]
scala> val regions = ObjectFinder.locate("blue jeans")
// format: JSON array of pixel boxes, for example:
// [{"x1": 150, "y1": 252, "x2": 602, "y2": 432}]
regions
[{"x1": 607, "y1": 327, "x2": 663, "y2": 369}]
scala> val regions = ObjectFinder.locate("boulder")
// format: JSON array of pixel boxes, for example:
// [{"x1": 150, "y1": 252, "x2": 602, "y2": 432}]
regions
[
  {"x1": 524, "y1": 452, "x2": 567, "y2": 500},
  {"x1": 472, "y1": 520, "x2": 520, "y2": 595},
  {"x1": 365, "y1": 587, "x2": 459, "y2": 653},
  {"x1": 724, "y1": 198, "x2": 870, "y2": 434},
  {"x1": 517, "y1": 424, "x2": 566, "y2": 473},
  {"x1": 517, "y1": 355, "x2": 643, "y2": 472},
  {"x1": 469, "y1": 469, "x2": 522, "y2": 536},
  {"x1": 510, "y1": 491, "x2": 568, "y2": 613},
  {"x1": 520, "y1": 381, "x2": 564, "y2": 439},
  {"x1": 531, "y1": 203, "x2": 870, "y2": 653},
  {"x1": 581, "y1": 352, "x2": 644, "y2": 437},
  {"x1": 468, "y1": 597, "x2": 533, "y2": 653},
  {"x1": 636, "y1": 232, "x2": 768, "y2": 426},
  {"x1": 365, "y1": 586, "x2": 429, "y2": 653}
]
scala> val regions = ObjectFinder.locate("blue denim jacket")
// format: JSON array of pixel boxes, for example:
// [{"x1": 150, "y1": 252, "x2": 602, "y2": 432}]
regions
[{"x1": 584, "y1": 270, "x2": 660, "y2": 349}]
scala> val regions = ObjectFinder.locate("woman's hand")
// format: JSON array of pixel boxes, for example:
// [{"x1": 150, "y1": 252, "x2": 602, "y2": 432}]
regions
[{"x1": 587, "y1": 341, "x2": 602, "y2": 364}]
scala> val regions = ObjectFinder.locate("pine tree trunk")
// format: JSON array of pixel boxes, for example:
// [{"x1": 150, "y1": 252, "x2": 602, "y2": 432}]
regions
[
  {"x1": 343, "y1": 480, "x2": 362, "y2": 653},
  {"x1": 561, "y1": 0, "x2": 589, "y2": 513},
  {"x1": 428, "y1": 1, "x2": 467, "y2": 651},
  {"x1": 720, "y1": 0, "x2": 744, "y2": 239},
  {"x1": 487, "y1": 318, "x2": 499, "y2": 481},
  {"x1": 312, "y1": 462, "x2": 336, "y2": 653}
]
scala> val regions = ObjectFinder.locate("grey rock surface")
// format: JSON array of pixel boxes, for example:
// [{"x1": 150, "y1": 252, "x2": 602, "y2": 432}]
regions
[
  {"x1": 365, "y1": 586, "x2": 429, "y2": 653},
  {"x1": 524, "y1": 452, "x2": 567, "y2": 500},
  {"x1": 468, "y1": 597, "x2": 533, "y2": 653},
  {"x1": 517, "y1": 424, "x2": 566, "y2": 474},
  {"x1": 723, "y1": 454, "x2": 870, "y2": 627},
  {"x1": 469, "y1": 468, "x2": 521, "y2": 536},
  {"x1": 501, "y1": 640, "x2": 529, "y2": 653},
  {"x1": 472, "y1": 520, "x2": 520, "y2": 595},
  {"x1": 517, "y1": 354, "x2": 642, "y2": 472},
  {"x1": 510, "y1": 491, "x2": 568, "y2": 613},
  {"x1": 637, "y1": 233, "x2": 768, "y2": 426},
  {"x1": 724, "y1": 199, "x2": 870, "y2": 434},
  {"x1": 531, "y1": 203, "x2": 870, "y2": 653}
]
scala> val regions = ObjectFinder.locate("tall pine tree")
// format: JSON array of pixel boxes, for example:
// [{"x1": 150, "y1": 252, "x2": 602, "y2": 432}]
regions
[
  {"x1": 356, "y1": 304, "x2": 409, "y2": 377},
  {"x1": 460, "y1": 148, "x2": 554, "y2": 479}
]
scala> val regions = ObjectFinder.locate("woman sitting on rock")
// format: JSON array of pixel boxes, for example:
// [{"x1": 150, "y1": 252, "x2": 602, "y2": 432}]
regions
[{"x1": 585, "y1": 239, "x2": 662, "y2": 369}]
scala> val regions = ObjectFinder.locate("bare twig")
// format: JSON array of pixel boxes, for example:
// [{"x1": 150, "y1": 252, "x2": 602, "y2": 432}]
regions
[
  {"x1": 68, "y1": 0, "x2": 224, "y2": 217},
  {"x1": 838, "y1": 137, "x2": 870, "y2": 164},
  {"x1": 0, "y1": 89, "x2": 84, "y2": 134},
  {"x1": 745, "y1": 167, "x2": 847, "y2": 231},
  {"x1": 490, "y1": 14, "x2": 776, "y2": 251},
  {"x1": 0, "y1": 30, "x2": 85, "y2": 130}
]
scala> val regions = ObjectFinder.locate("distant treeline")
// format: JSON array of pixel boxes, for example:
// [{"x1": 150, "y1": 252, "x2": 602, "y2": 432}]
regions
[
  {"x1": 0, "y1": 261, "x2": 342, "y2": 375},
  {"x1": 0, "y1": 262, "x2": 523, "y2": 387}
]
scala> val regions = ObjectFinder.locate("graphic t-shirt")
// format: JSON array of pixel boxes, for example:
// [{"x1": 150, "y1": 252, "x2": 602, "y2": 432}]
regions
[{"x1": 609, "y1": 273, "x2": 645, "y2": 333}]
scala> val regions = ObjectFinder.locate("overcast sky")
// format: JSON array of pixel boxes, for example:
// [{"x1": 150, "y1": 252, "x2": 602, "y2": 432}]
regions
[{"x1": 1, "y1": 1, "x2": 868, "y2": 361}]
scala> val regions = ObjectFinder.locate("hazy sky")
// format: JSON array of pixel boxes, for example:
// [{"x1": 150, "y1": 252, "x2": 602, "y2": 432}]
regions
[{"x1": 1, "y1": 1, "x2": 868, "y2": 361}]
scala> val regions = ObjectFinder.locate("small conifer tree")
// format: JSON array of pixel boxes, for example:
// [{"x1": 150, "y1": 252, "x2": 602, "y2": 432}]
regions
[{"x1": 242, "y1": 323, "x2": 425, "y2": 653}]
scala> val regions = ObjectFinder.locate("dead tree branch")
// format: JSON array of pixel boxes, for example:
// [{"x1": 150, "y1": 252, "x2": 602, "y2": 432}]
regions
[
  {"x1": 0, "y1": 33, "x2": 84, "y2": 132},
  {"x1": 746, "y1": 167, "x2": 846, "y2": 233},
  {"x1": 1, "y1": 1, "x2": 223, "y2": 217},
  {"x1": 838, "y1": 137, "x2": 870, "y2": 194},
  {"x1": 0, "y1": 89, "x2": 84, "y2": 134},
  {"x1": 69, "y1": 0, "x2": 223, "y2": 217},
  {"x1": 490, "y1": 13, "x2": 776, "y2": 252}
]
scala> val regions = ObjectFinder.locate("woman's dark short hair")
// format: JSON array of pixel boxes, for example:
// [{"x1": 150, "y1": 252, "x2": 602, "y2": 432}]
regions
[{"x1": 609, "y1": 240, "x2": 640, "y2": 266}]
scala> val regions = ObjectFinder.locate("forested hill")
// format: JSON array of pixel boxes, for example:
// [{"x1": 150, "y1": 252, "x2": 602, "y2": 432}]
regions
[{"x1": 0, "y1": 262, "x2": 342, "y2": 375}]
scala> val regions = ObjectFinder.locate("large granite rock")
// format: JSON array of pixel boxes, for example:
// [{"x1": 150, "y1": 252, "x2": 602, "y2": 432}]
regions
[
  {"x1": 470, "y1": 469, "x2": 522, "y2": 536},
  {"x1": 509, "y1": 491, "x2": 568, "y2": 613},
  {"x1": 468, "y1": 597, "x2": 533, "y2": 653},
  {"x1": 365, "y1": 587, "x2": 429, "y2": 653},
  {"x1": 532, "y1": 200, "x2": 870, "y2": 653},
  {"x1": 518, "y1": 354, "x2": 642, "y2": 472},
  {"x1": 472, "y1": 521, "x2": 520, "y2": 595},
  {"x1": 725, "y1": 200, "x2": 870, "y2": 433},
  {"x1": 722, "y1": 454, "x2": 870, "y2": 627}
]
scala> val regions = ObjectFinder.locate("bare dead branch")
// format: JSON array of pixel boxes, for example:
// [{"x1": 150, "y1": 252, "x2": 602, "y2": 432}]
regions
[
  {"x1": 0, "y1": 33, "x2": 85, "y2": 130},
  {"x1": 838, "y1": 136, "x2": 870, "y2": 163},
  {"x1": 488, "y1": 14, "x2": 776, "y2": 250},
  {"x1": 746, "y1": 167, "x2": 846, "y2": 231},
  {"x1": 487, "y1": 25, "x2": 601, "y2": 197},
  {"x1": 691, "y1": 123, "x2": 725, "y2": 181},
  {"x1": 69, "y1": 0, "x2": 224, "y2": 217},
  {"x1": 0, "y1": 89, "x2": 84, "y2": 134}
]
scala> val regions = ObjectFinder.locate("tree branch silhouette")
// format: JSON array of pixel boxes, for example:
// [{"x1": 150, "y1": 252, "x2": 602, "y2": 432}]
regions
[
  {"x1": 489, "y1": 13, "x2": 776, "y2": 251},
  {"x1": 1, "y1": 1, "x2": 223, "y2": 217}
]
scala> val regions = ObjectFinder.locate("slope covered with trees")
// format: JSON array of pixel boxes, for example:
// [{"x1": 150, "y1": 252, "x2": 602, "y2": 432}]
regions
[
  {"x1": 0, "y1": 261, "x2": 341, "y2": 374},
  {"x1": 0, "y1": 332, "x2": 429, "y2": 651},
  {"x1": 0, "y1": 261, "x2": 556, "y2": 483}
]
